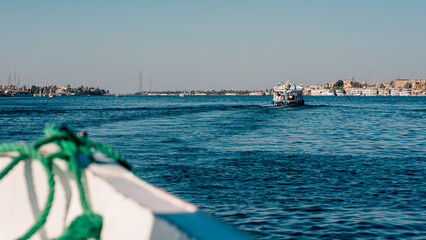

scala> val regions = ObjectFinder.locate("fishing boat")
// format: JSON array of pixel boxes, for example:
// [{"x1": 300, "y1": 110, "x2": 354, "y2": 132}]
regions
[
  {"x1": 0, "y1": 125, "x2": 247, "y2": 240},
  {"x1": 271, "y1": 80, "x2": 304, "y2": 106}
]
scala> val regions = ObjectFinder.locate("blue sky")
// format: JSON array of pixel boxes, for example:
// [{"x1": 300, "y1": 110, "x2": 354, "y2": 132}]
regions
[{"x1": 1, "y1": 0, "x2": 426, "y2": 93}]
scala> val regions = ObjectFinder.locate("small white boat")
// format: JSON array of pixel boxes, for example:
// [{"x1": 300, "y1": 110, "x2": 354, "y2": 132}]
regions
[
  {"x1": 272, "y1": 80, "x2": 304, "y2": 106},
  {"x1": 335, "y1": 89, "x2": 346, "y2": 96},
  {"x1": 179, "y1": 93, "x2": 185, "y2": 97},
  {"x1": 311, "y1": 89, "x2": 336, "y2": 96},
  {"x1": 0, "y1": 126, "x2": 247, "y2": 240}
]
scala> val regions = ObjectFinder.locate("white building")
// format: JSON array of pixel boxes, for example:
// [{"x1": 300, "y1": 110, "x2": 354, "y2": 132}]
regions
[
  {"x1": 378, "y1": 89, "x2": 390, "y2": 96},
  {"x1": 248, "y1": 92, "x2": 263, "y2": 95},
  {"x1": 390, "y1": 88, "x2": 402, "y2": 96},
  {"x1": 310, "y1": 89, "x2": 336, "y2": 96},
  {"x1": 335, "y1": 89, "x2": 346, "y2": 96},
  {"x1": 363, "y1": 88, "x2": 378, "y2": 96},
  {"x1": 400, "y1": 90, "x2": 411, "y2": 96},
  {"x1": 345, "y1": 88, "x2": 363, "y2": 96}
]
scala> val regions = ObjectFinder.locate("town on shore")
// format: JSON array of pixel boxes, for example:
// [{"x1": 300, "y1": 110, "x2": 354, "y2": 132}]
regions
[
  {"x1": 305, "y1": 78, "x2": 426, "y2": 96},
  {"x1": 1, "y1": 78, "x2": 425, "y2": 97},
  {"x1": 0, "y1": 84, "x2": 109, "y2": 97},
  {"x1": 136, "y1": 78, "x2": 426, "y2": 96}
]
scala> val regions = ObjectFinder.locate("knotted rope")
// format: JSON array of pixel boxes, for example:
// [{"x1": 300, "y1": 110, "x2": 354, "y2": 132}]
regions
[{"x1": 0, "y1": 124, "x2": 133, "y2": 240}]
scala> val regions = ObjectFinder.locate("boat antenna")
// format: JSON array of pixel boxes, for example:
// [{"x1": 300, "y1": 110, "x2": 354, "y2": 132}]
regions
[{"x1": 138, "y1": 72, "x2": 143, "y2": 92}]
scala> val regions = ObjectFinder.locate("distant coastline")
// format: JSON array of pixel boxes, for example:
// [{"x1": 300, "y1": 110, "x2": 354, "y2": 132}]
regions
[
  {"x1": 0, "y1": 84, "x2": 109, "y2": 97},
  {"x1": 135, "y1": 89, "x2": 272, "y2": 96},
  {"x1": 2, "y1": 77, "x2": 425, "y2": 97},
  {"x1": 135, "y1": 78, "x2": 426, "y2": 97}
]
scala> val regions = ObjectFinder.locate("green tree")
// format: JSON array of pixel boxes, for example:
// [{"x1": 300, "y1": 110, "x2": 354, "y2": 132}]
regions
[
  {"x1": 333, "y1": 80, "x2": 344, "y2": 89},
  {"x1": 404, "y1": 82, "x2": 412, "y2": 89},
  {"x1": 351, "y1": 81, "x2": 361, "y2": 88},
  {"x1": 31, "y1": 85, "x2": 39, "y2": 94}
]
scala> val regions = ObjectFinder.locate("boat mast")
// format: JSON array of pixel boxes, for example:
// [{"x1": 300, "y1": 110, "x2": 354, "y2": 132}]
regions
[{"x1": 138, "y1": 71, "x2": 143, "y2": 93}]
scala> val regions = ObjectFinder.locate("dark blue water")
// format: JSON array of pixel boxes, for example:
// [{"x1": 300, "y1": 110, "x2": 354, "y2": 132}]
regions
[{"x1": 1, "y1": 96, "x2": 425, "y2": 239}]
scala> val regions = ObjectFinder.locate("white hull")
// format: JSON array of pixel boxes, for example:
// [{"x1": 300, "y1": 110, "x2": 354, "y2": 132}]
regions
[
  {"x1": 0, "y1": 145, "x2": 247, "y2": 240},
  {"x1": 272, "y1": 81, "x2": 304, "y2": 106}
]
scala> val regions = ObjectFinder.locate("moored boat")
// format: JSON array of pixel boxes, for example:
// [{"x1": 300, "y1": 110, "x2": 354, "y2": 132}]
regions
[{"x1": 272, "y1": 80, "x2": 304, "y2": 106}]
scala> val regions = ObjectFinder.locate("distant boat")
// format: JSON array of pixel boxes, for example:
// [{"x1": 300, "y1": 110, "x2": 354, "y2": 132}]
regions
[
  {"x1": 335, "y1": 89, "x2": 346, "y2": 96},
  {"x1": 179, "y1": 93, "x2": 185, "y2": 97},
  {"x1": 272, "y1": 80, "x2": 304, "y2": 106},
  {"x1": 310, "y1": 89, "x2": 336, "y2": 96},
  {"x1": 115, "y1": 93, "x2": 121, "y2": 97}
]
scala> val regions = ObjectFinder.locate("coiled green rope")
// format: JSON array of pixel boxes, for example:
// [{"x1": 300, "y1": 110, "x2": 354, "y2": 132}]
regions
[{"x1": 0, "y1": 124, "x2": 134, "y2": 240}]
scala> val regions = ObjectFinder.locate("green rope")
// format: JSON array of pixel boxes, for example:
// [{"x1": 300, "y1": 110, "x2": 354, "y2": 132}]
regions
[
  {"x1": 18, "y1": 156, "x2": 55, "y2": 240},
  {"x1": 0, "y1": 153, "x2": 26, "y2": 179},
  {"x1": 0, "y1": 124, "x2": 134, "y2": 239}
]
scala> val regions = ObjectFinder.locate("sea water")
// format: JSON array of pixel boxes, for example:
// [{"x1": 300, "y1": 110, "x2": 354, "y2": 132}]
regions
[{"x1": 1, "y1": 95, "x2": 425, "y2": 239}]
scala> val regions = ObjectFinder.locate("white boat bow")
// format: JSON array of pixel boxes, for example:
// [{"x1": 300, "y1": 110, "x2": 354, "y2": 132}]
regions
[{"x1": 0, "y1": 126, "x2": 248, "y2": 240}]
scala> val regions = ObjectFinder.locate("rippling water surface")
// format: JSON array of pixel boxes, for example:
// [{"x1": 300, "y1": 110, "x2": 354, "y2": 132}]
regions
[{"x1": 1, "y1": 95, "x2": 425, "y2": 239}]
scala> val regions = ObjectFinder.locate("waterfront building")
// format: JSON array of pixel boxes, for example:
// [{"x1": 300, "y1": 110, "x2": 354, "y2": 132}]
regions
[
  {"x1": 248, "y1": 92, "x2": 263, "y2": 95},
  {"x1": 305, "y1": 78, "x2": 426, "y2": 96},
  {"x1": 394, "y1": 79, "x2": 409, "y2": 89},
  {"x1": 411, "y1": 79, "x2": 426, "y2": 89},
  {"x1": 345, "y1": 88, "x2": 363, "y2": 96},
  {"x1": 335, "y1": 89, "x2": 346, "y2": 96},
  {"x1": 400, "y1": 90, "x2": 411, "y2": 96},
  {"x1": 383, "y1": 82, "x2": 393, "y2": 88},
  {"x1": 343, "y1": 80, "x2": 352, "y2": 89},
  {"x1": 311, "y1": 89, "x2": 336, "y2": 96},
  {"x1": 310, "y1": 89, "x2": 321, "y2": 95},
  {"x1": 307, "y1": 85, "x2": 324, "y2": 91},
  {"x1": 304, "y1": 85, "x2": 323, "y2": 95},
  {"x1": 363, "y1": 88, "x2": 378, "y2": 96},
  {"x1": 378, "y1": 88, "x2": 390, "y2": 96},
  {"x1": 390, "y1": 88, "x2": 403, "y2": 96},
  {"x1": 412, "y1": 89, "x2": 424, "y2": 95}
]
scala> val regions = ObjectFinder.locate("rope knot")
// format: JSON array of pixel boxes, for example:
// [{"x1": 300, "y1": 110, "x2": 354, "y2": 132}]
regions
[
  {"x1": 55, "y1": 212, "x2": 103, "y2": 240},
  {"x1": 0, "y1": 124, "x2": 134, "y2": 239}
]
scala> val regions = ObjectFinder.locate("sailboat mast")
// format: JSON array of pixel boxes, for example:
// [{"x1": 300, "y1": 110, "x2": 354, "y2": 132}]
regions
[{"x1": 139, "y1": 72, "x2": 143, "y2": 92}]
